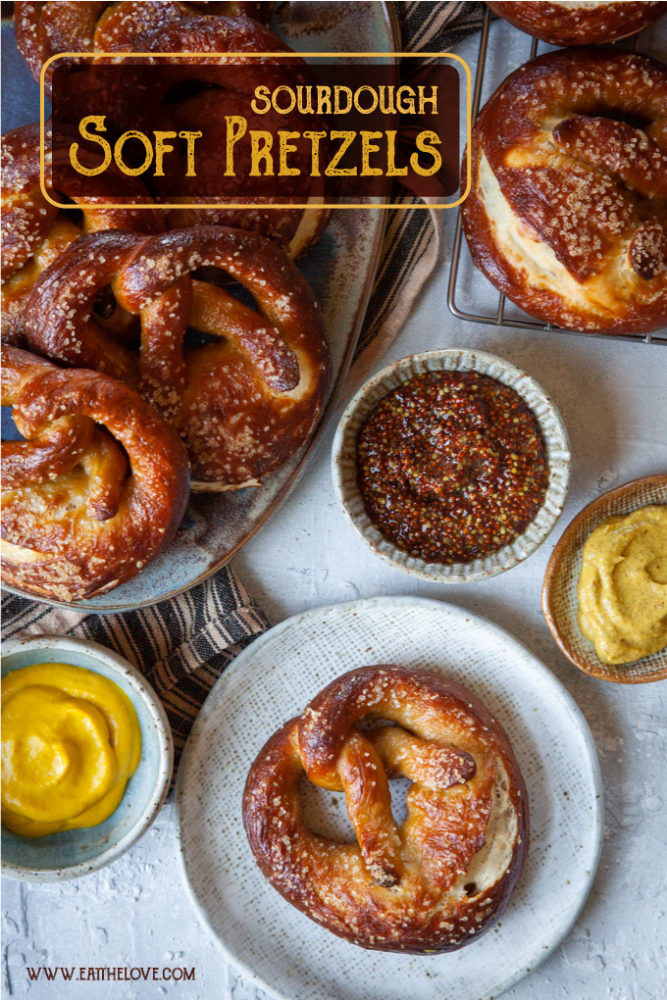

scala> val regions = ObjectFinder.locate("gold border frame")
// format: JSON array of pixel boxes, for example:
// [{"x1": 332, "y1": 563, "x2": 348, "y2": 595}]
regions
[{"x1": 40, "y1": 50, "x2": 471, "y2": 211}]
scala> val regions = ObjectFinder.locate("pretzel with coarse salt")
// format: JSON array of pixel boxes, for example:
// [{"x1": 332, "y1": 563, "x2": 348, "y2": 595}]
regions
[
  {"x1": 243, "y1": 665, "x2": 528, "y2": 953},
  {"x1": 462, "y1": 48, "x2": 667, "y2": 334},
  {"x1": 1, "y1": 345, "x2": 190, "y2": 602},
  {"x1": 22, "y1": 225, "x2": 331, "y2": 489}
]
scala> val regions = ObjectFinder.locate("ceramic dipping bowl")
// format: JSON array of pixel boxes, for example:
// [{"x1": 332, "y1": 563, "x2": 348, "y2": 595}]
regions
[
  {"x1": 1, "y1": 635, "x2": 173, "y2": 881},
  {"x1": 542, "y1": 473, "x2": 667, "y2": 684},
  {"x1": 332, "y1": 348, "x2": 571, "y2": 583}
]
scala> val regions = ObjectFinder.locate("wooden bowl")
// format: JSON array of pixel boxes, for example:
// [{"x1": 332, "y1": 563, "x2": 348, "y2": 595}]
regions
[{"x1": 542, "y1": 474, "x2": 667, "y2": 684}]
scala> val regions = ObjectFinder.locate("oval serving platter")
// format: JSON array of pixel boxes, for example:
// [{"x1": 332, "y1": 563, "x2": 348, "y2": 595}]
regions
[
  {"x1": 542, "y1": 473, "x2": 667, "y2": 684},
  {"x1": 0, "y1": 1, "x2": 398, "y2": 612},
  {"x1": 177, "y1": 595, "x2": 603, "y2": 1000}
]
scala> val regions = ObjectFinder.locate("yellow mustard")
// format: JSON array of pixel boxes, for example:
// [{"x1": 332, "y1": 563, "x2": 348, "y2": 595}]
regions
[
  {"x1": 577, "y1": 505, "x2": 667, "y2": 665},
  {"x1": 1, "y1": 662, "x2": 141, "y2": 838}
]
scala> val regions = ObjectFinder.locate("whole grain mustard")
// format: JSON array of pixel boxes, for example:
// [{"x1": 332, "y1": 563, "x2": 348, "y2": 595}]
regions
[
  {"x1": 1, "y1": 662, "x2": 141, "y2": 837},
  {"x1": 577, "y1": 505, "x2": 667, "y2": 665}
]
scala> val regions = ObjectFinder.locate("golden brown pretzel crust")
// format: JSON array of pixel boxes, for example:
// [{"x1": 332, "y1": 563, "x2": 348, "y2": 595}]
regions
[
  {"x1": 487, "y1": 1, "x2": 664, "y2": 46},
  {"x1": 13, "y1": 7, "x2": 327, "y2": 253},
  {"x1": 243, "y1": 665, "x2": 528, "y2": 953},
  {"x1": 22, "y1": 225, "x2": 331, "y2": 488},
  {"x1": 461, "y1": 48, "x2": 667, "y2": 334},
  {"x1": 136, "y1": 15, "x2": 329, "y2": 253},
  {"x1": 14, "y1": 1, "x2": 273, "y2": 83},
  {"x1": 1, "y1": 346, "x2": 190, "y2": 602},
  {"x1": 1, "y1": 122, "x2": 162, "y2": 345}
]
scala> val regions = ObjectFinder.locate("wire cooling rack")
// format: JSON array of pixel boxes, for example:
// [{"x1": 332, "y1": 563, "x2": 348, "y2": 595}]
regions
[{"x1": 448, "y1": 8, "x2": 666, "y2": 346}]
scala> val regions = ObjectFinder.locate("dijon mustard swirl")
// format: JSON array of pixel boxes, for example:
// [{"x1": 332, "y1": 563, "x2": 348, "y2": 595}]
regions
[
  {"x1": 577, "y1": 505, "x2": 667, "y2": 665},
  {"x1": 1, "y1": 662, "x2": 141, "y2": 837}
]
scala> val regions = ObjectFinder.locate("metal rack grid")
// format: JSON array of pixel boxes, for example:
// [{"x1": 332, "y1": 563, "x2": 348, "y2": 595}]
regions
[{"x1": 447, "y1": 8, "x2": 667, "y2": 346}]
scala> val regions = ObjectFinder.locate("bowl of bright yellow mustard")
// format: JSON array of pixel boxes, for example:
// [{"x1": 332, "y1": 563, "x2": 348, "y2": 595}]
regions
[
  {"x1": 542, "y1": 474, "x2": 667, "y2": 684},
  {"x1": 1, "y1": 636, "x2": 173, "y2": 880}
]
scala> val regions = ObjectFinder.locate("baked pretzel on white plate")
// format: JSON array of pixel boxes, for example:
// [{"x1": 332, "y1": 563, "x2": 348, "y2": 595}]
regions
[{"x1": 244, "y1": 665, "x2": 528, "y2": 953}]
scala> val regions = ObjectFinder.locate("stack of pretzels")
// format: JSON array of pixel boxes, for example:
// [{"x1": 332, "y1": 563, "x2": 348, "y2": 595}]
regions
[{"x1": 2, "y1": 2, "x2": 332, "y2": 603}]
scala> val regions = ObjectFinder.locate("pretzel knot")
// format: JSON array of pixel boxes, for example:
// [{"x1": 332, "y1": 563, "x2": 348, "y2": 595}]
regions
[
  {"x1": 1, "y1": 122, "x2": 161, "y2": 345},
  {"x1": 462, "y1": 48, "x2": 667, "y2": 334},
  {"x1": 243, "y1": 666, "x2": 528, "y2": 953},
  {"x1": 14, "y1": 1, "x2": 273, "y2": 91},
  {"x1": 22, "y1": 225, "x2": 331, "y2": 489},
  {"x1": 1, "y1": 346, "x2": 190, "y2": 602}
]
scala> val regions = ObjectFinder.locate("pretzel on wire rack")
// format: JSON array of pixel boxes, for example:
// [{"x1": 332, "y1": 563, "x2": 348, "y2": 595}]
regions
[
  {"x1": 461, "y1": 48, "x2": 667, "y2": 335},
  {"x1": 486, "y1": 1, "x2": 665, "y2": 46}
]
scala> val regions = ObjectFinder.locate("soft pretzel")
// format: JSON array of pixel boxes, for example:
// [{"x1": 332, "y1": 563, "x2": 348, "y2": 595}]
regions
[
  {"x1": 1, "y1": 122, "x2": 162, "y2": 345},
  {"x1": 461, "y1": 49, "x2": 667, "y2": 334},
  {"x1": 137, "y1": 15, "x2": 329, "y2": 255},
  {"x1": 22, "y1": 225, "x2": 331, "y2": 489},
  {"x1": 14, "y1": 7, "x2": 328, "y2": 255},
  {"x1": 243, "y1": 665, "x2": 528, "y2": 953},
  {"x1": 15, "y1": 1, "x2": 273, "y2": 84},
  {"x1": 1, "y1": 346, "x2": 190, "y2": 602},
  {"x1": 486, "y1": 2, "x2": 664, "y2": 46}
]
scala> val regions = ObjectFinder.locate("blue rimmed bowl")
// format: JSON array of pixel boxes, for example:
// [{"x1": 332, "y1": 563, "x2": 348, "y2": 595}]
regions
[{"x1": 1, "y1": 636, "x2": 173, "y2": 881}]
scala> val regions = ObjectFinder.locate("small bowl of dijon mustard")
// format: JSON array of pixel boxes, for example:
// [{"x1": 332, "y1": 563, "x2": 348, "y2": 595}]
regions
[
  {"x1": 542, "y1": 474, "x2": 667, "y2": 684},
  {"x1": 1, "y1": 636, "x2": 173, "y2": 881}
]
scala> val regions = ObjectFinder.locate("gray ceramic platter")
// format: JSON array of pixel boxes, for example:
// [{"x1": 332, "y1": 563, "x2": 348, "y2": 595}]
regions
[{"x1": 1, "y1": 2, "x2": 397, "y2": 612}]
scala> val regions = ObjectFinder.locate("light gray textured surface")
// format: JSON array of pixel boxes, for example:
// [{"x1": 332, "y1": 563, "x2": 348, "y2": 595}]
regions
[{"x1": 3, "y1": 15, "x2": 667, "y2": 1000}]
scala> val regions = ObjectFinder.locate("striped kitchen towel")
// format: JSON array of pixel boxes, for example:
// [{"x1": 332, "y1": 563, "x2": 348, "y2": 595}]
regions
[
  {"x1": 1, "y1": 1, "x2": 484, "y2": 765},
  {"x1": 1, "y1": 575, "x2": 270, "y2": 768}
]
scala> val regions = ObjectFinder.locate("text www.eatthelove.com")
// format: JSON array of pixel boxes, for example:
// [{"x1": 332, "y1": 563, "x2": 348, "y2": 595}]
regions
[{"x1": 26, "y1": 966, "x2": 196, "y2": 983}]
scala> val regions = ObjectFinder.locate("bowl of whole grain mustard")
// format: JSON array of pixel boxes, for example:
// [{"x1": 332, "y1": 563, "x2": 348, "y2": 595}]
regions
[
  {"x1": 1, "y1": 636, "x2": 173, "y2": 881},
  {"x1": 332, "y1": 349, "x2": 571, "y2": 583}
]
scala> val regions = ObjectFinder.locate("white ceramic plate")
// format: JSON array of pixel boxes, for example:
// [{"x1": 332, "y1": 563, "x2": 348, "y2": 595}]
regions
[{"x1": 176, "y1": 596, "x2": 603, "y2": 1000}]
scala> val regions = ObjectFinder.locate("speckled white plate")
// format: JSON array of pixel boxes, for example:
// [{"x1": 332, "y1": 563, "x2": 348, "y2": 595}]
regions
[
  {"x1": 332, "y1": 349, "x2": 571, "y2": 583},
  {"x1": 176, "y1": 596, "x2": 602, "y2": 1000}
]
